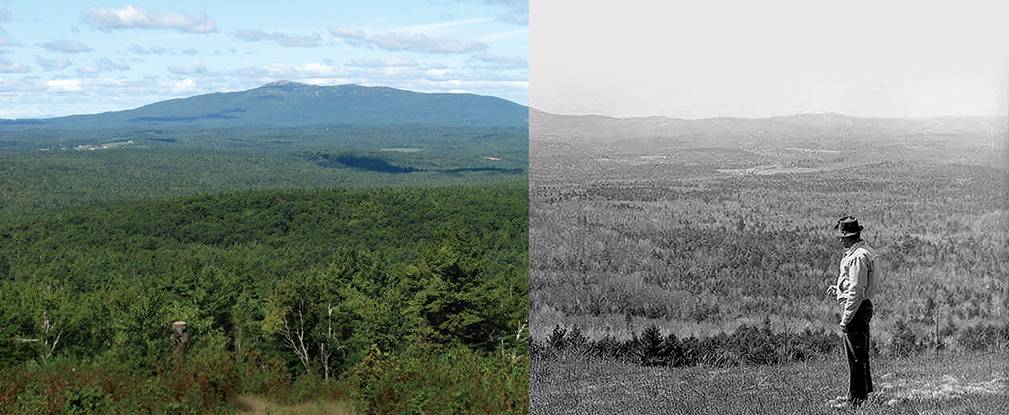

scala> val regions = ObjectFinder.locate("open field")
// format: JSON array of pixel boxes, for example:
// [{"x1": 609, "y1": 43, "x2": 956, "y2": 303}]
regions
[{"x1": 531, "y1": 350, "x2": 1008, "y2": 414}]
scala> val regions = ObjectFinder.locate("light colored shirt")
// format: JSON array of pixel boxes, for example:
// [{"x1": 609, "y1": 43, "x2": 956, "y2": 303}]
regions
[{"x1": 834, "y1": 241, "x2": 876, "y2": 326}]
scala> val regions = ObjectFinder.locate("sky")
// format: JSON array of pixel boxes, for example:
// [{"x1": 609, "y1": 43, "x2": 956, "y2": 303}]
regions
[
  {"x1": 0, "y1": 0, "x2": 527, "y2": 118},
  {"x1": 531, "y1": 0, "x2": 1009, "y2": 119}
]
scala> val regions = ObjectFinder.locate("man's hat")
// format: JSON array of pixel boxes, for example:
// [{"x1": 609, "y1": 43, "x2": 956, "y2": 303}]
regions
[{"x1": 834, "y1": 216, "x2": 863, "y2": 237}]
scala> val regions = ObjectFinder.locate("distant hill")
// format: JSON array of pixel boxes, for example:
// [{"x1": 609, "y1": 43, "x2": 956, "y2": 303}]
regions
[
  {"x1": 530, "y1": 110, "x2": 1007, "y2": 171},
  {"x1": 531, "y1": 110, "x2": 1007, "y2": 149},
  {"x1": 0, "y1": 81, "x2": 528, "y2": 130}
]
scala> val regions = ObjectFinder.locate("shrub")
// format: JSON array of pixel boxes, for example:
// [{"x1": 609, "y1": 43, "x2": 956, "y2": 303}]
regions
[
  {"x1": 547, "y1": 325, "x2": 567, "y2": 350},
  {"x1": 536, "y1": 324, "x2": 838, "y2": 368},
  {"x1": 566, "y1": 325, "x2": 588, "y2": 351},
  {"x1": 958, "y1": 324, "x2": 1009, "y2": 351},
  {"x1": 890, "y1": 319, "x2": 927, "y2": 357},
  {"x1": 63, "y1": 385, "x2": 112, "y2": 415},
  {"x1": 636, "y1": 325, "x2": 666, "y2": 366},
  {"x1": 348, "y1": 345, "x2": 527, "y2": 414}
]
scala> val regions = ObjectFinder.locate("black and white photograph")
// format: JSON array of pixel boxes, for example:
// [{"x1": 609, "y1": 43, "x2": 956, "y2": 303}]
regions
[{"x1": 529, "y1": 1, "x2": 1008, "y2": 413}]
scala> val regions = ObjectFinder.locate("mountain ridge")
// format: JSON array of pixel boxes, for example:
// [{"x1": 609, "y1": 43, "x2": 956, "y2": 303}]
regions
[{"x1": 0, "y1": 82, "x2": 528, "y2": 129}]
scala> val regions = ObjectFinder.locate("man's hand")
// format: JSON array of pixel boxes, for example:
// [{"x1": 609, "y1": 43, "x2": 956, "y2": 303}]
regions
[{"x1": 825, "y1": 284, "x2": 837, "y2": 297}]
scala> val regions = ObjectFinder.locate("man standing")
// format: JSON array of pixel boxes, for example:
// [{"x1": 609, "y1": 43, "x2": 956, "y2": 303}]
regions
[{"x1": 826, "y1": 216, "x2": 877, "y2": 408}]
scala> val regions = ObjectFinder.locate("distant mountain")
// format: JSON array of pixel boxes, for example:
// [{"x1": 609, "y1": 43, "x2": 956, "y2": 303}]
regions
[
  {"x1": 531, "y1": 110, "x2": 1007, "y2": 149},
  {"x1": 1, "y1": 81, "x2": 528, "y2": 130}
]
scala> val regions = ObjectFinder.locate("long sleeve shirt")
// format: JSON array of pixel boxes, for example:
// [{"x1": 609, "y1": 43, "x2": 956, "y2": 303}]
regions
[{"x1": 834, "y1": 241, "x2": 877, "y2": 326}]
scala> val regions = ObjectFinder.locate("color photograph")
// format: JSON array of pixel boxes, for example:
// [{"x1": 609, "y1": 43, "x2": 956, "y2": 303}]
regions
[{"x1": 0, "y1": 1, "x2": 528, "y2": 413}]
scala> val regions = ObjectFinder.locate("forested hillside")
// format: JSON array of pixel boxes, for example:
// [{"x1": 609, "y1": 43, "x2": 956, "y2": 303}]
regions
[
  {"x1": 530, "y1": 112, "x2": 1008, "y2": 363},
  {"x1": 0, "y1": 184, "x2": 529, "y2": 413},
  {"x1": 0, "y1": 82, "x2": 528, "y2": 130}
]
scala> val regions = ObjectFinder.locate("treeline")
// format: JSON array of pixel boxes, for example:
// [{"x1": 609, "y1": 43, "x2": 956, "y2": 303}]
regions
[
  {"x1": 0, "y1": 184, "x2": 528, "y2": 413},
  {"x1": 533, "y1": 321, "x2": 1009, "y2": 368}
]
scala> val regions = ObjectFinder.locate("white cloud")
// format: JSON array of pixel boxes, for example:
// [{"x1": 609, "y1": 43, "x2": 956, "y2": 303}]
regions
[
  {"x1": 364, "y1": 32, "x2": 488, "y2": 54},
  {"x1": 0, "y1": 8, "x2": 12, "y2": 23},
  {"x1": 469, "y1": 52, "x2": 526, "y2": 69},
  {"x1": 78, "y1": 57, "x2": 131, "y2": 75},
  {"x1": 477, "y1": 28, "x2": 527, "y2": 43},
  {"x1": 0, "y1": 27, "x2": 21, "y2": 47},
  {"x1": 484, "y1": 0, "x2": 528, "y2": 25},
  {"x1": 128, "y1": 44, "x2": 170, "y2": 55},
  {"x1": 256, "y1": 62, "x2": 346, "y2": 78},
  {"x1": 39, "y1": 39, "x2": 94, "y2": 54},
  {"x1": 36, "y1": 56, "x2": 72, "y2": 71},
  {"x1": 168, "y1": 60, "x2": 208, "y2": 76},
  {"x1": 97, "y1": 57, "x2": 130, "y2": 71},
  {"x1": 234, "y1": 30, "x2": 322, "y2": 47},
  {"x1": 182, "y1": 48, "x2": 198, "y2": 55},
  {"x1": 46, "y1": 78, "x2": 82, "y2": 92},
  {"x1": 299, "y1": 77, "x2": 355, "y2": 86},
  {"x1": 330, "y1": 27, "x2": 488, "y2": 54},
  {"x1": 328, "y1": 27, "x2": 367, "y2": 40},
  {"x1": 347, "y1": 57, "x2": 420, "y2": 68},
  {"x1": 396, "y1": 17, "x2": 494, "y2": 33},
  {"x1": 83, "y1": 5, "x2": 217, "y2": 34},
  {"x1": 0, "y1": 57, "x2": 29, "y2": 73},
  {"x1": 422, "y1": 68, "x2": 452, "y2": 80},
  {"x1": 170, "y1": 78, "x2": 196, "y2": 93}
]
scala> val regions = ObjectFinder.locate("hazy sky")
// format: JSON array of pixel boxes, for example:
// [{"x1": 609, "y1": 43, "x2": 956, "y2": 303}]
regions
[
  {"x1": 0, "y1": 0, "x2": 527, "y2": 118},
  {"x1": 531, "y1": 0, "x2": 1009, "y2": 118}
]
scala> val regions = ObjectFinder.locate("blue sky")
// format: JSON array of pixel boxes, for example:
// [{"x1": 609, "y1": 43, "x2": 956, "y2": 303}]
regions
[{"x1": 0, "y1": 0, "x2": 527, "y2": 118}]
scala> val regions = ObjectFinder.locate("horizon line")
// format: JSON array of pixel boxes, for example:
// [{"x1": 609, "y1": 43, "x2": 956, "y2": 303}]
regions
[{"x1": 529, "y1": 108, "x2": 1007, "y2": 121}]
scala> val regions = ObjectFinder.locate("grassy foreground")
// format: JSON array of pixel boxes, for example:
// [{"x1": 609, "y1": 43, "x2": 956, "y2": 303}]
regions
[{"x1": 530, "y1": 350, "x2": 1007, "y2": 414}]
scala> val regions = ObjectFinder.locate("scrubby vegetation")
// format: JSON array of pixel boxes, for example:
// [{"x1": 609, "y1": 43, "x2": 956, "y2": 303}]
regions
[{"x1": 535, "y1": 320, "x2": 1009, "y2": 370}]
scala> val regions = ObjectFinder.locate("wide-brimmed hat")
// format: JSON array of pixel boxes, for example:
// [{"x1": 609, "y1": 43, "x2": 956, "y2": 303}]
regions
[{"x1": 834, "y1": 216, "x2": 863, "y2": 238}]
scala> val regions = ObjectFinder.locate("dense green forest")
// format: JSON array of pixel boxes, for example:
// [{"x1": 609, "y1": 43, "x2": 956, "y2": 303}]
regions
[
  {"x1": 0, "y1": 148, "x2": 525, "y2": 216},
  {"x1": 0, "y1": 183, "x2": 529, "y2": 413}
]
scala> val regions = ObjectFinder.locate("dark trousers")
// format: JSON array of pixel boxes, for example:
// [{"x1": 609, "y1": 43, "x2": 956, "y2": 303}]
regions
[{"x1": 843, "y1": 299, "x2": 873, "y2": 402}]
